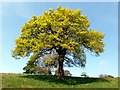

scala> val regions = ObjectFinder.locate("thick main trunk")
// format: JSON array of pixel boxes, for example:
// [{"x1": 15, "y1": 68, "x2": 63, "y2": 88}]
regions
[
  {"x1": 56, "y1": 47, "x2": 66, "y2": 80},
  {"x1": 58, "y1": 60, "x2": 64, "y2": 79}
]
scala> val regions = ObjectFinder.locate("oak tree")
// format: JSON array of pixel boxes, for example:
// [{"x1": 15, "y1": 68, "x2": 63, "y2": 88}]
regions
[{"x1": 12, "y1": 5, "x2": 105, "y2": 79}]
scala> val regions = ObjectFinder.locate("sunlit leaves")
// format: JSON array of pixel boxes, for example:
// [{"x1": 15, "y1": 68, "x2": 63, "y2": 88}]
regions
[{"x1": 12, "y1": 5, "x2": 105, "y2": 68}]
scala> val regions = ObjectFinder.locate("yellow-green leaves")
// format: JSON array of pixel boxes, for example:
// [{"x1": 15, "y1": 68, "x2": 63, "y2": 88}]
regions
[
  {"x1": 12, "y1": 5, "x2": 105, "y2": 59},
  {"x1": 45, "y1": 57, "x2": 54, "y2": 65},
  {"x1": 83, "y1": 30, "x2": 105, "y2": 54}
]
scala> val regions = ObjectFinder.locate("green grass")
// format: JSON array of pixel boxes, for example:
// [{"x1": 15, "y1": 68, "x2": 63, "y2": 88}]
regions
[{"x1": 1, "y1": 73, "x2": 119, "y2": 88}]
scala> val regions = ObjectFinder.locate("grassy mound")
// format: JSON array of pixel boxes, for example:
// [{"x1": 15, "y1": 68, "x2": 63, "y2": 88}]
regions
[{"x1": 1, "y1": 73, "x2": 119, "y2": 88}]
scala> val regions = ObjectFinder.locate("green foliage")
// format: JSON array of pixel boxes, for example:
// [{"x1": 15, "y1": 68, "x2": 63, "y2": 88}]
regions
[
  {"x1": 44, "y1": 57, "x2": 55, "y2": 66},
  {"x1": 23, "y1": 50, "x2": 58, "y2": 74},
  {"x1": 23, "y1": 53, "x2": 39, "y2": 74},
  {"x1": 108, "y1": 75, "x2": 114, "y2": 78},
  {"x1": 55, "y1": 69, "x2": 72, "y2": 76},
  {"x1": 35, "y1": 66, "x2": 52, "y2": 75},
  {"x1": 35, "y1": 66, "x2": 46, "y2": 74},
  {"x1": 81, "y1": 72, "x2": 89, "y2": 78},
  {"x1": 64, "y1": 70, "x2": 72, "y2": 76},
  {"x1": 12, "y1": 5, "x2": 105, "y2": 68}
]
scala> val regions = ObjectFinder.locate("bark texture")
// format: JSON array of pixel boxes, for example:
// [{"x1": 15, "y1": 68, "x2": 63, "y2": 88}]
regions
[{"x1": 56, "y1": 47, "x2": 66, "y2": 79}]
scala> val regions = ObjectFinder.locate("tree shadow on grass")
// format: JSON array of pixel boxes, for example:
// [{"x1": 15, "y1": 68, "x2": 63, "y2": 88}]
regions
[{"x1": 20, "y1": 75, "x2": 109, "y2": 85}]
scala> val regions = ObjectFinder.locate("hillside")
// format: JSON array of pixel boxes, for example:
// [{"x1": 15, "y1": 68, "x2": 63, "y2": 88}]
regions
[{"x1": 1, "y1": 73, "x2": 119, "y2": 88}]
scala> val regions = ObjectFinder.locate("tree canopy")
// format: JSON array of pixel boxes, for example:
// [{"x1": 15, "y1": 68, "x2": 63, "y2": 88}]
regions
[{"x1": 12, "y1": 5, "x2": 105, "y2": 79}]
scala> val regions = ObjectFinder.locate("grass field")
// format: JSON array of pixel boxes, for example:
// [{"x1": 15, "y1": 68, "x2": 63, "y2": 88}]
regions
[{"x1": 1, "y1": 73, "x2": 119, "y2": 88}]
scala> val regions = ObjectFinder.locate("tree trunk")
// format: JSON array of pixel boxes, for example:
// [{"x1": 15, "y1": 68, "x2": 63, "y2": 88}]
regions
[
  {"x1": 58, "y1": 60, "x2": 64, "y2": 79},
  {"x1": 56, "y1": 47, "x2": 66, "y2": 80}
]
